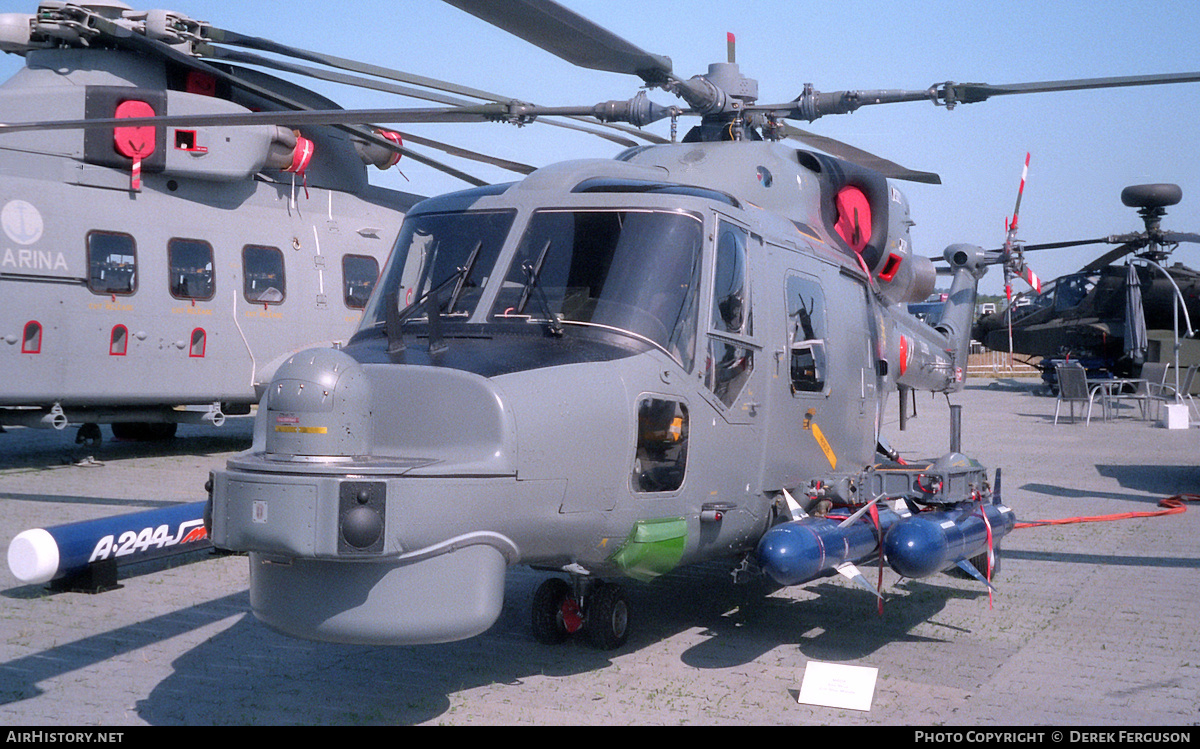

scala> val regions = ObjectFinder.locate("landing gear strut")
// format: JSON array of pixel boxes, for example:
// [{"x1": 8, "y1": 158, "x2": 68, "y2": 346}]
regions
[{"x1": 531, "y1": 577, "x2": 629, "y2": 649}]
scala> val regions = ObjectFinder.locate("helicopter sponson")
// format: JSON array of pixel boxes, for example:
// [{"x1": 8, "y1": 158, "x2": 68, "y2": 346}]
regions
[{"x1": 207, "y1": 145, "x2": 995, "y2": 646}]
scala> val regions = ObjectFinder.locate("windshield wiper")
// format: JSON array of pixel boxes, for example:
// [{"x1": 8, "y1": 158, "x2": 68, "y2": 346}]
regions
[
  {"x1": 516, "y1": 238, "x2": 550, "y2": 314},
  {"x1": 386, "y1": 240, "x2": 484, "y2": 354},
  {"x1": 515, "y1": 239, "x2": 563, "y2": 335},
  {"x1": 446, "y1": 240, "x2": 483, "y2": 314},
  {"x1": 392, "y1": 240, "x2": 484, "y2": 322}
]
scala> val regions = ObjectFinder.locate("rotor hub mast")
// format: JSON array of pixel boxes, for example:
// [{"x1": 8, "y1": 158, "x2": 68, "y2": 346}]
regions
[
  {"x1": 670, "y1": 62, "x2": 757, "y2": 116},
  {"x1": 0, "y1": 4, "x2": 207, "y2": 55}
]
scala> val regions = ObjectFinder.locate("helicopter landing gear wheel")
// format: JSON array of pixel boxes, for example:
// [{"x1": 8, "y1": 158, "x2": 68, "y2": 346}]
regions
[
  {"x1": 585, "y1": 582, "x2": 630, "y2": 650},
  {"x1": 75, "y1": 423, "x2": 101, "y2": 447},
  {"x1": 531, "y1": 577, "x2": 580, "y2": 645}
]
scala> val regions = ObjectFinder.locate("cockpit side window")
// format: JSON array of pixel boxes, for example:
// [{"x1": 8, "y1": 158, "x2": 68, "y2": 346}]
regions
[
  {"x1": 342, "y1": 254, "x2": 379, "y2": 309},
  {"x1": 712, "y1": 221, "x2": 752, "y2": 335},
  {"x1": 633, "y1": 397, "x2": 689, "y2": 493},
  {"x1": 704, "y1": 221, "x2": 755, "y2": 406}
]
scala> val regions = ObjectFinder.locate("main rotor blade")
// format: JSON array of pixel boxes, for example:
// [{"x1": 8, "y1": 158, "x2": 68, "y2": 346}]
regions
[
  {"x1": 783, "y1": 124, "x2": 941, "y2": 184},
  {"x1": 1082, "y1": 242, "x2": 1144, "y2": 272},
  {"x1": 941, "y1": 72, "x2": 1200, "y2": 105},
  {"x1": 203, "y1": 45, "x2": 648, "y2": 149},
  {"x1": 443, "y1": 0, "x2": 674, "y2": 85},
  {"x1": 1162, "y1": 231, "x2": 1200, "y2": 244},
  {"x1": 996, "y1": 229, "x2": 1200, "y2": 273},
  {"x1": 202, "y1": 26, "x2": 664, "y2": 147},
  {"x1": 203, "y1": 24, "x2": 510, "y2": 105},
  {"x1": 773, "y1": 71, "x2": 1200, "y2": 121},
  {"x1": 399, "y1": 131, "x2": 535, "y2": 174},
  {"x1": 0, "y1": 105, "x2": 514, "y2": 134},
  {"x1": 0, "y1": 100, "x2": 666, "y2": 134}
]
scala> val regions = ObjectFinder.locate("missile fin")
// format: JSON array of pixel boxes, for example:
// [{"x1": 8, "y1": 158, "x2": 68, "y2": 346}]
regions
[
  {"x1": 782, "y1": 487, "x2": 807, "y2": 521},
  {"x1": 835, "y1": 562, "x2": 883, "y2": 600},
  {"x1": 955, "y1": 559, "x2": 996, "y2": 591},
  {"x1": 836, "y1": 496, "x2": 881, "y2": 528}
]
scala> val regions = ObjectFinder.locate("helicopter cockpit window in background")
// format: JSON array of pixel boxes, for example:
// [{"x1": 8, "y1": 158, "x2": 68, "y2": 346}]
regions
[
  {"x1": 342, "y1": 254, "x2": 380, "y2": 310},
  {"x1": 363, "y1": 209, "x2": 515, "y2": 327},
  {"x1": 705, "y1": 221, "x2": 755, "y2": 406},
  {"x1": 491, "y1": 209, "x2": 703, "y2": 370},
  {"x1": 1008, "y1": 283, "x2": 1052, "y2": 322},
  {"x1": 1054, "y1": 273, "x2": 1096, "y2": 311},
  {"x1": 86, "y1": 231, "x2": 136, "y2": 296},
  {"x1": 168, "y1": 238, "x2": 215, "y2": 301},
  {"x1": 242, "y1": 245, "x2": 286, "y2": 305},
  {"x1": 785, "y1": 273, "x2": 828, "y2": 394}
]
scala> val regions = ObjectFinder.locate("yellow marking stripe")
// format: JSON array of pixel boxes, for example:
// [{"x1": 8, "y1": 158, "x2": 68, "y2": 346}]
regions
[
  {"x1": 811, "y1": 422, "x2": 837, "y2": 470},
  {"x1": 273, "y1": 426, "x2": 328, "y2": 434}
]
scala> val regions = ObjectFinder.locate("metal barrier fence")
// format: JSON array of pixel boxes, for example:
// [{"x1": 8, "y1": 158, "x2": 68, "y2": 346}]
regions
[{"x1": 966, "y1": 348, "x2": 1041, "y2": 377}]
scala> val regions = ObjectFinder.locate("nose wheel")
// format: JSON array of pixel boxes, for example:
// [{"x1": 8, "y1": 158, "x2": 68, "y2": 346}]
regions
[{"x1": 531, "y1": 577, "x2": 629, "y2": 649}]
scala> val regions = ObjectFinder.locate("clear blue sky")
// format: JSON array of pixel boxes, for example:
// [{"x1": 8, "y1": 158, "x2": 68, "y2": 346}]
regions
[{"x1": 3, "y1": 0, "x2": 1198, "y2": 295}]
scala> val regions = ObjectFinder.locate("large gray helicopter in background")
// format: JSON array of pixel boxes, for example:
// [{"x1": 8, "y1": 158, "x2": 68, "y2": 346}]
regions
[
  {"x1": 10, "y1": 0, "x2": 1198, "y2": 649},
  {"x1": 0, "y1": 1, "x2": 604, "y2": 444}
]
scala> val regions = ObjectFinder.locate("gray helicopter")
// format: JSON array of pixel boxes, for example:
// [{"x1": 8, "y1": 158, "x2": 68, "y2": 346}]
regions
[
  {"x1": 0, "y1": 1, "x2": 544, "y2": 444},
  {"x1": 67, "y1": 0, "x2": 1191, "y2": 648}
]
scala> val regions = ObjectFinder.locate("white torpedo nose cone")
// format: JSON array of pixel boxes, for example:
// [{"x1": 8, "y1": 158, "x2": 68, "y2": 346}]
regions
[{"x1": 8, "y1": 527, "x2": 59, "y2": 584}]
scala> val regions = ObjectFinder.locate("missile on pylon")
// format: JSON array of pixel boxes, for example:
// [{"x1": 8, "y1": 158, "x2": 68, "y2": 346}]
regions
[
  {"x1": 7, "y1": 501, "x2": 211, "y2": 591},
  {"x1": 756, "y1": 507, "x2": 901, "y2": 587},
  {"x1": 882, "y1": 502, "x2": 1015, "y2": 580}
]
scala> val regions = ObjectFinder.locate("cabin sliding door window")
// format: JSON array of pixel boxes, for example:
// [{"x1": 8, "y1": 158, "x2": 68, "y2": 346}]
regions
[
  {"x1": 785, "y1": 273, "x2": 828, "y2": 394},
  {"x1": 705, "y1": 220, "x2": 754, "y2": 406}
]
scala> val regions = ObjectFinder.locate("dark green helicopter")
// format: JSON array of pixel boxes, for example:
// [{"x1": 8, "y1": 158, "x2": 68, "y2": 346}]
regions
[{"x1": 973, "y1": 183, "x2": 1200, "y2": 379}]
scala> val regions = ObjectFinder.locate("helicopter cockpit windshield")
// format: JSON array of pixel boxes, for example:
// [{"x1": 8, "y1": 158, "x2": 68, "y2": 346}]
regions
[
  {"x1": 1052, "y1": 272, "x2": 1096, "y2": 310},
  {"x1": 363, "y1": 209, "x2": 515, "y2": 325},
  {"x1": 1006, "y1": 271, "x2": 1098, "y2": 323},
  {"x1": 490, "y1": 209, "x2": 703, "y2": 369}
]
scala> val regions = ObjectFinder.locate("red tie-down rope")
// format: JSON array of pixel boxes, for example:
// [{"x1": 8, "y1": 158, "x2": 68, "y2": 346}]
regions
[
  {"x1": 1014, "y1": 494, "x2": 1197, "y2": 529},
  {"x1": 868, "y1": 502, "x2": 884, "y2": 615},
  {"x1": 976, "y1": 498, "x2": 995, "y2": 609}
]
